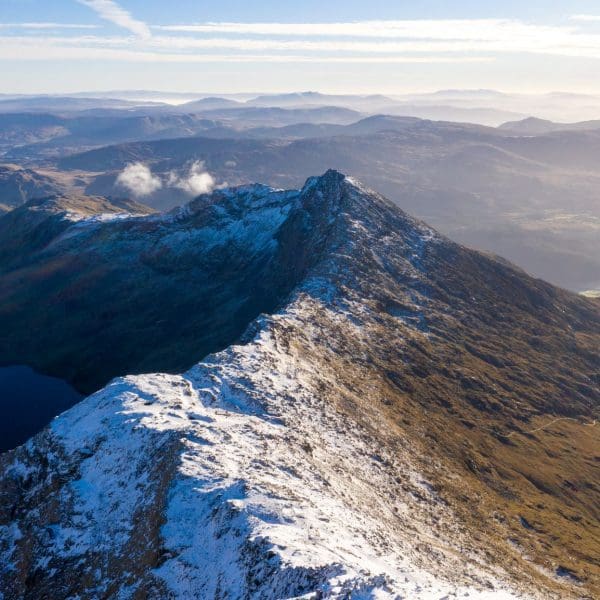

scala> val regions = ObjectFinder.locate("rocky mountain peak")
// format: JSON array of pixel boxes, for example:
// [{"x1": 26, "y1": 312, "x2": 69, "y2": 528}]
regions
[{"x1": 0, "y1": 172, "x2": 598, "y2": 599}]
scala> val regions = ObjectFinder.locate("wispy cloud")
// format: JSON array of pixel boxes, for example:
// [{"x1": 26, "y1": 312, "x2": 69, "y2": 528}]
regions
[
  {"x1": 0, "y1": 37, "x2": 493, "y2": 63},
  {"x1": 4, "y1": 17, "x2": 600, "y2": 63},
  {"x1": 152, "y1": 18, "x2": 573, "y2": 43},
  {"x1": 152, "y1": 19, "x2": 600, "y2": 60},
  {"x1": 76, "y1": 0, "x2": 150, "y2": 38},
  {"x1": 0, "y1": 23, "x2": 99, "y2": 30}
]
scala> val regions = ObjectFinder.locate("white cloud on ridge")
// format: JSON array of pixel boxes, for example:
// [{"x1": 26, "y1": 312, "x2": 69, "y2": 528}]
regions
[
  {"x1": 76, "y1": 0, "x2": 150, "y2": 38},
  {"x1": 116, "y1": 163, "x2": 162, "y2": 197}
]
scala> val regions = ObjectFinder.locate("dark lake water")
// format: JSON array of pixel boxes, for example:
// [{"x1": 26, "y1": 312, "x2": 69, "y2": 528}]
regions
[{"x1": 0, "y1": 365, "x2": 83, "y2": 453}]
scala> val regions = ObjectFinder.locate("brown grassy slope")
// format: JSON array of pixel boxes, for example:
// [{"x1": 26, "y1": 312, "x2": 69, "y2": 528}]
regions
[
  {"x1": 269, "y1": 292, "x2": 598, "y2": 597},
  {"x1": 266, "y1": 172, "x2": 600, "y2": 596}
]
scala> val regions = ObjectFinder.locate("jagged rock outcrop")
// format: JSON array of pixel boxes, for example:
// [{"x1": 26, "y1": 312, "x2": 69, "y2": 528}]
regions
[{"x1": 0, "y1": 171, "x2": 598, "y2": 599}]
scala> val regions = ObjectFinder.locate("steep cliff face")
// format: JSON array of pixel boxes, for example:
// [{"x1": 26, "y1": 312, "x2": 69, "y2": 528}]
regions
[{"x1": 0, "y1": 172, "x2": 598, "y2": 599}]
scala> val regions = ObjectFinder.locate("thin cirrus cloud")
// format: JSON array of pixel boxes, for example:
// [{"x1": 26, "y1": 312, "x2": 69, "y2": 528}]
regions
[
  {"x1": 0, "y1": 37, "x2": 493, "y2": 63},
  {"x1": 153, "y1": 18, "x2": 569, "y2": 41},
  {"x1": 151, "y1": 18, "x2": 600, "y2": 60},
  {"x1": 76, "y1": 0, "x2": 151, "y2": 38},
  {"x1": 3, "y1": 12, "x2": 600, "y2": 62},
  {"x1": 0, "y1": 23, "x2": 99, "y2": 30}
]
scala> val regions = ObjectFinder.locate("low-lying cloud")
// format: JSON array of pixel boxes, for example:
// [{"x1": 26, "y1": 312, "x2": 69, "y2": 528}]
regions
[
  {"x1": 168, "y1": 161, "x2": 216, "y2": 196},
  {"x1": 116, "y1": 161, "x2": 219, "y2": 199},
  {"x1": 116, "y1": 162, "x2": 162, "y2": 197}
]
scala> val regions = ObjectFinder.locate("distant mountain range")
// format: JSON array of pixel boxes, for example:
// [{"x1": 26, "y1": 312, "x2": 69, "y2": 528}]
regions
[
  {"x1": 0, "y1": 95, "x2": 163, "y2": 113},
  {"x1": 499, "y1": 116, "x2": 600, "y2": 134},
  {"x1": 0, "y1": 172, "x2": 597, "y2": 598},
  {"x1": 3, "y1": 88, "x2": 600, "y2": 122},
  {"x1": 0, "y1": 107, "x2": 365, "y2": 160}
]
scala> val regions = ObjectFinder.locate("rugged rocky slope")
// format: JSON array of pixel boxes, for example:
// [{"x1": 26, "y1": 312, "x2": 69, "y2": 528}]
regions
[{"x1": 0, "y1": 171, "x2": 598, "y2": 599}]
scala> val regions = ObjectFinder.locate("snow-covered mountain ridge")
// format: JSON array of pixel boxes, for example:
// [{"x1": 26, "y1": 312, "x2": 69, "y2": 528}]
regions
[{"x1": 0, "y1": 171, "x2": 598, "y2": 599}]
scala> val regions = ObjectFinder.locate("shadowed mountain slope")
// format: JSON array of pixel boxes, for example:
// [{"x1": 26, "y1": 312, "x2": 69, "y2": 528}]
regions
[
  {"x1": 0, "y1": 182, "x2": 342, "y2": 394},
  {"x1": 0, "y1": 194, "x2": 154, "y2": 271},
  {"x1": 0, "y1": 171, "x2": 598, "y2": 598}
]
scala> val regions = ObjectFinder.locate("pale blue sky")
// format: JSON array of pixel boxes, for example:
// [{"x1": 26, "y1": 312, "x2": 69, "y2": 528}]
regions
[{"x1": 2, "y1": 0, "x2": 600, "y2": 94}]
